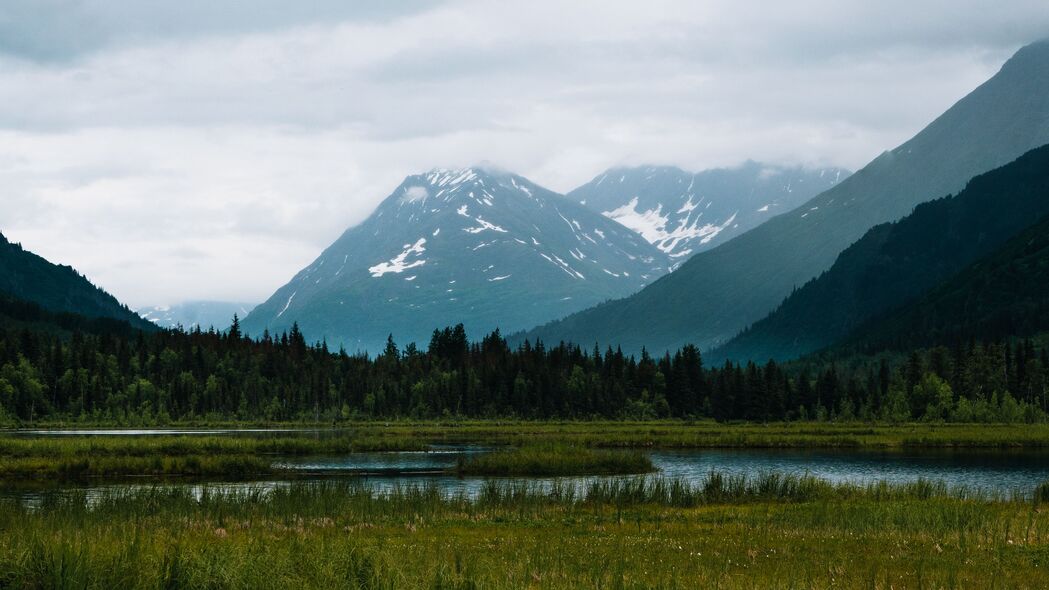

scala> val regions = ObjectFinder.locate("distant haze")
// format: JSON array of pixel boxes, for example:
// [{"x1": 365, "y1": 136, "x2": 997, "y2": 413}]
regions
[{"x1": 0, "y1": 0, "x2": 1046, "y2": 307}]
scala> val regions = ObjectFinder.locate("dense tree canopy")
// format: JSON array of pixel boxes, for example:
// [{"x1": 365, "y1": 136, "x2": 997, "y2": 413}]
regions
[{"x1": 0, "y1": 301, "x2": 1045, "y2": 424}]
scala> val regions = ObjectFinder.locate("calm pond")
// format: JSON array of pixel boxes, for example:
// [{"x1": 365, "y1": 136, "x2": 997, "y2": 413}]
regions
[{"x1": 5, "y1": 429, "x2": 1049, "y2": 500}]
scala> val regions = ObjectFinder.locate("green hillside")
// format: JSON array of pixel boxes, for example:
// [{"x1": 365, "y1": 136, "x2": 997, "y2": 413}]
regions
[
  {"x1": 712, "y1": 143, "x2": 1049, "y2": 362},
  {"x1": 0, "y1": 233, "x2": 155, "y2": 331},
  {"x1": 837, "y1": 215, "x2": 1049, "y2": 355}
]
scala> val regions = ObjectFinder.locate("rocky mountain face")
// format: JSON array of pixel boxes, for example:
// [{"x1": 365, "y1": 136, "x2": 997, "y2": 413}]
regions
[
  {"x1": 241, "y1": 167, "x2": 670, "y2": 353},
  {"x1": 138, "y1": 301, "x2": 255, "y2": 331},
  {"x1": 572, "y1": 162, "x2": 848, "y2": 262}
]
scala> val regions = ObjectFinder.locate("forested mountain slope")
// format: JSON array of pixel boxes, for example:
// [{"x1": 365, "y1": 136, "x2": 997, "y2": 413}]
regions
[
  {"x1": 712, "y1": 143, "x2": 1049, "y2": 362},
  {"x1": 0, "y1": 233, "x2": 154, "y2": 331},
  {"x1": 521, "y1": 40, "x2": 1049, "y2": 355}
]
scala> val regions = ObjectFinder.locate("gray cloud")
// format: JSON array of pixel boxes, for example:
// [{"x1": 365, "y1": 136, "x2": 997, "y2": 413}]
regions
[
  {"x1": 0, "y1": 0, "x2": 447, "y2": 62},
  {"x1": 0, "y1": 0, "x2": 1046, "y2": 307}
]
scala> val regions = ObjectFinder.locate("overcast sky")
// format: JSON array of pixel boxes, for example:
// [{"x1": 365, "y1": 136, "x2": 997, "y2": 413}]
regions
[{"x1": 1, "y1": 1, "x2": 1047, "y2": 308}]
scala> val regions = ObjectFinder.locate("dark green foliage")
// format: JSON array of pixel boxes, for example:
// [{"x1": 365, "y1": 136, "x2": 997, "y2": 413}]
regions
[
  {"x1": 0, "y1": 233, "x2": 155, "y2": 330},
  {"x1": 0, "y1": 292, "x2": 139, "y2": 338},
  {"x1": 839, "y1": 215, "x2": 1049, "y2": 354},
  {"x1": 1035, "y1": 481, "x2": 1049, "y2": 504},
  {"x1": 714, "y1": 143, "x2": 1049, "y2": 363},
  {"x1": 0, "y1": 285, "x2": 1046, "y2": 423}
]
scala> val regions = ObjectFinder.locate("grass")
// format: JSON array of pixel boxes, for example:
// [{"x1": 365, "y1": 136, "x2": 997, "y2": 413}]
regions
[
  {"x1": 0, "y1": 433, "x2": 431, "y2": 480},
  {"x1": 12, "y1": 421, "x2": 1049, "y2": 449},
  {"x1": 454, "y1": 445, "x2": 655, "y2": 476},
  {"x1": 0, "y1": 454, "x2": 273, "y2": 479},
  {"x1": 3, "y1": 421, "x2": 1049, "y2": 480},
  {"x1": 0, "y1": 474, "x2": 1047, "y2": 588},
  {"x1": 311, "y1": 420, "x2": 1049, "y2": 449},
  {"x1": 0, "y1": 433, "x2": 429, "y2": 458}
]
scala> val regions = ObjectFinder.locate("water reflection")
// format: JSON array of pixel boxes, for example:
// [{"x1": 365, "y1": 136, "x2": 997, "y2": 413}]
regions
[
  {"x1": 4, "y1": 428, "x2": 339, "y2": 437},
  {"x1": 4, "y1": 430, "x2": 1049, "y2": 503}
]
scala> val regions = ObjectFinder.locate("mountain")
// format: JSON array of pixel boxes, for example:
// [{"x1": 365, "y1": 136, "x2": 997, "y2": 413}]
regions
[
  {"x1": 710, "y1": 143, "x2": 1049, "y2": 363},
  {"x1": 0, "y1": 232, "x2": 155, "y2": 330},
  {"x1": 520, "y1": 40, "x2": 1049, "y2": 355},
  {"x1": 0, "y1": 291, "x2": 142, "y2": 338},
  {"x1": 241, "y1": 167, "x2": 671, "y2": 352},
  {"x1": 138, "y1": 301, "x2": 255, "y2": 331},
  {"x1": 834, "y1": 213, "x2": 1049, "y2": 356},
  {"x1": 572, "y1": 162, "x2": 848, "y2": 261}
]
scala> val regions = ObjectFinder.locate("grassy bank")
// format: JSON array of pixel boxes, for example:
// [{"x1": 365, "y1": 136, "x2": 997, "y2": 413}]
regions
[
  {"x1": 0, "y1": 475, "x2": 1046, "y2": 588},
  {"x1": 0, "y1": 435, "x2": 661, "y2": 480},
  {"x1": 300, "y1": 420, "x2": 1049, "y2": 449},
  {"x1": 455, "y1": 445, "x2": 654, "y2": 476},
  {"x1": 0, "y1": 433, "x2": 429, "y2": 480},
  {"x1": 0, "y1": 433, "x2": 428, "y2": 458},
  {"x1": 341, "y1": 420, "x2": 1049, "y2": 449},
  {"x1": 12, "y1": 420, "x2": 1049, "y2": 449}
]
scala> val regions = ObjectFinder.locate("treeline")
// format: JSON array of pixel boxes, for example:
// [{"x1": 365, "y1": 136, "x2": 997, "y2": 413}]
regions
[{"x1": 0, "y1": 314, "x2": 1046, "y2": 424}]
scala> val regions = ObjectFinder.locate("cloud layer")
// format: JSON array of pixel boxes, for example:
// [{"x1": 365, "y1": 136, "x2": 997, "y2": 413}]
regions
[{"x1": 1, "y1": 0, "x2": 1046, "y2": 307}]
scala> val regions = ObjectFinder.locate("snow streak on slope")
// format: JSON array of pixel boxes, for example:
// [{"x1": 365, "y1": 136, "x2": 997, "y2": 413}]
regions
[
  {"x1": 603, "y1": 197, "x2": 738, "y2": 258},
  {"x1": 573, "y1": 163, "x2": 849, "y2": 263},
  {"x1": 241, "y1": 166, "x2": 671, "y2": 353},
  {"x1": 368, "y1": 238, "x2": 427, "y2": 277}
]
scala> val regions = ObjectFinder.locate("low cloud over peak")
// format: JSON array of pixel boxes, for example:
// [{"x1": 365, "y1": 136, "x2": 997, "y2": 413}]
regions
[{"x1": 0, "y1": 0, "x2": 1045, "y2": 307}]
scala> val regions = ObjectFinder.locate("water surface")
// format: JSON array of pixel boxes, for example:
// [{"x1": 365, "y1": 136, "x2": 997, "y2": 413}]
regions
[{"x1": 5, "y1": 430, "x2": 1049, "y2": 502}]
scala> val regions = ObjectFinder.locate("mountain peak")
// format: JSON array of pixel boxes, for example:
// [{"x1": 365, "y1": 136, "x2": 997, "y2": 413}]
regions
[
  {"x1": 422, "y1": 167, "x2": 484, "y2": 187},
  {"x1": 572, "y1": 162, "x2": 849, "y2": 259},
  {"x1": 388, "y1": 166, "x2": 541, "y2": 212},
  {"x1": 243, "y1": 169, "x2": 670, "y2": 353},
  {"x1": 1004, "y1": 38, "x2": 1049, "y2": 69}
]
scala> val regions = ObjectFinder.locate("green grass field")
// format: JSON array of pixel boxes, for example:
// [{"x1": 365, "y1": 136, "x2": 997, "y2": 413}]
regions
[
  {"x1": 2, "y1": 423, "x2": 1049, "y2": 586},
  {"x1": 0, "y1": 475, "x2": 1046, "y2": 588},
  {"x1": 335, "y1": 420, "x2": 1049, "y2": 449}
]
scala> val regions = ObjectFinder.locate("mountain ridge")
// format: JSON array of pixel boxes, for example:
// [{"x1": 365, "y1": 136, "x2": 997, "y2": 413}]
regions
[
  {"x1": 241, "y1": 167, "x2": 671, "y2": 352},
  {"x1": 138, "y1": 301, "x2": 256, "y2": 331},
  {"x1": 710, "y1": 142, "x2": 1049, "y2": 363},
  {"x1": 518, "y1": 39, "x2": 1049, "y2": 355},
  {"x1": 572, "y1": 161, "x2": 849, "y2": 261},
  {"x1": 0, "y1": 232, "x2": 156, "y2": 331}
]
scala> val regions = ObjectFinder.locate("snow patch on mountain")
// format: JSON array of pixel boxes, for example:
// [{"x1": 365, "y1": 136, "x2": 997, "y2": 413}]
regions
[
  {"x1": 603, "y1": 197, "x2": 738, "y2": 256},
  {"x1": 241, "y1": 165, "x2": 674, "y2": 353},
  {"x1": 277, "y1": 292, "x2": 296, "y2": 318},
  {"x1": 369, "y1": 238, "x2": 427, "y2": 277},
  {"x1": 573, "y1": 163, "x2": 851, "y2": 261},
  {"x1": 463, "y1": 216, "x2": 507, "y2": 234}
]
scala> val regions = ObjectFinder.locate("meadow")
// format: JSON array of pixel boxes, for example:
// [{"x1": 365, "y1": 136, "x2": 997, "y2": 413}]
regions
[
  {"x1": 2, "y1": 423, "x2": 1049, "y2": 586},
  {"x1": 1, "y1": 474, "x2": 1047, "y2": 588}
]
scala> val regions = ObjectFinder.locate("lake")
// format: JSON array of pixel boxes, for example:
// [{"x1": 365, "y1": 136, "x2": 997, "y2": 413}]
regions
[{"x1": 4, "y1": 429, "x2": 1049, "y2": 501}]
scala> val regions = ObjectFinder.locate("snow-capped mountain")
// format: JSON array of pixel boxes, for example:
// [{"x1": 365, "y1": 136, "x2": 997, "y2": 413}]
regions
[
  {"x1": 571, "y1": 162, "x2": 849, "y2": 261},
  {"x1": 138, "y1": 301, "x2": 256, "y2": 331},
  {"x1": 240, "y1": 167, "x2": 671, "y2": 353}
]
